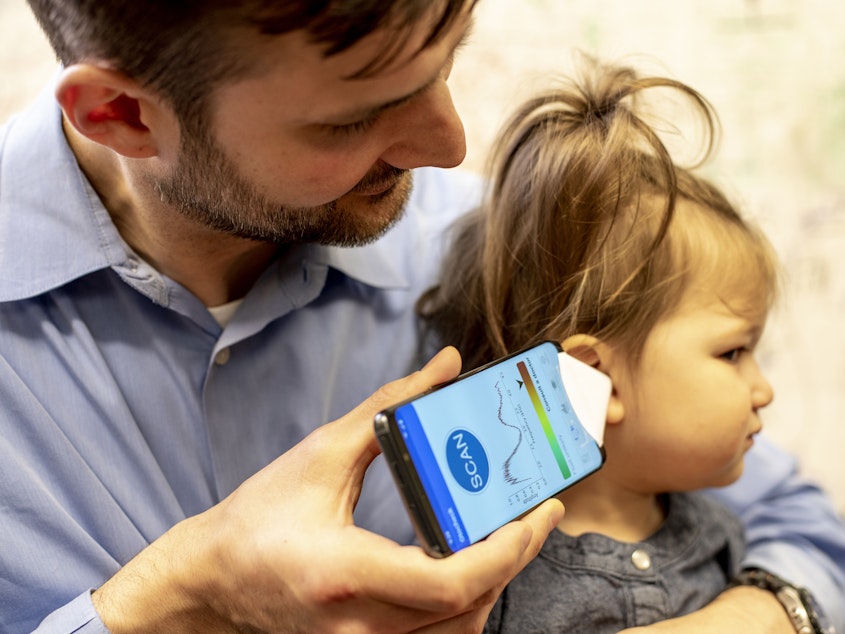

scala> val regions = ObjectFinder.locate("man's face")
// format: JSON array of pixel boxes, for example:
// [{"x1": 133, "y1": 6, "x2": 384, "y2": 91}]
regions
[{"x1": 153, "y1": 7, "x2": 472, "y2": 246}]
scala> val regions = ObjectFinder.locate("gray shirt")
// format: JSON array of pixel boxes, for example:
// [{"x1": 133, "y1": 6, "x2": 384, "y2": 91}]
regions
[{"x1": 485, "y1": 492, "x2": 744, "y2": 633}]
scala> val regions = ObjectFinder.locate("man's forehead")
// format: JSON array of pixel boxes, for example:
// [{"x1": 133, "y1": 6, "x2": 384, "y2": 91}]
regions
[
  {"x1": 337, "y1": 1, "x2": 477, "y2": 79},
  {"x1": 326, "y1": 4, "x2": 475, "y2": 79},
  {"x1": 210, "y1": 5, "x2": 473, "y2": 126},
  {"x1": 288, "y1": 9, "x2": 474, "y2": 120}
]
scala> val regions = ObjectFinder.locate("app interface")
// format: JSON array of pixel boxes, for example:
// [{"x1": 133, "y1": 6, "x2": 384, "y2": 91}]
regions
[{"x1": 394, "y1": 342, "x2": 604, "y2": 552}]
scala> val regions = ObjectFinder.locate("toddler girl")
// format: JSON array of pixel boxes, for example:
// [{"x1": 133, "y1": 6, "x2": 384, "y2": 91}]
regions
[{"x1": 419, "y1": 57, "x2": 779, "y2": 633}]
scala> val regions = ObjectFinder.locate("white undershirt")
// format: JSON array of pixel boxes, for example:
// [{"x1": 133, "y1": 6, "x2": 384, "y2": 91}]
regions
[{"x1": 207, "y1": 299, "x2": 243, "y2": 328}]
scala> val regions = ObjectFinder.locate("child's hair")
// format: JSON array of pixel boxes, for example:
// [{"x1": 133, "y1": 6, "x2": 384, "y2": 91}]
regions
[{"x1": 419, "y1": 56, "x2": 779, "y2": 371}]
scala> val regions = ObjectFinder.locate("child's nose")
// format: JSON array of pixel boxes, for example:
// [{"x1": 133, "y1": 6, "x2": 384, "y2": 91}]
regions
[{"x1": 750, "y1": 360, "x2": 774, "y2": 410}]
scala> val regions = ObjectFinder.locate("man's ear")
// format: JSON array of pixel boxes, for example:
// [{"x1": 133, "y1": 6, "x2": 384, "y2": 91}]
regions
[
  {"x1": 562, "y1": 334, "x2": 625, "y2": 425},
  {"x1": 56, "y1": 64, "x2": 169, "y2": 159}
]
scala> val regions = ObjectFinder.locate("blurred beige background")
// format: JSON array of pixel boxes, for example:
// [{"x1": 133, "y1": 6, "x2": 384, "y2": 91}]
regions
[{"x1": 2, "y1": 0, "x2": 844, "y2": 513}]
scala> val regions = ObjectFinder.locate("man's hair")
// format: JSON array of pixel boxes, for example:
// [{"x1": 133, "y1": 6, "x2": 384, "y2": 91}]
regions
[
  {"x1": 420, "y1": 55, "x2": 779, "y2": 371},
  {"x1": 27, "y1": 0, "x2": 473, "y2": 122}
]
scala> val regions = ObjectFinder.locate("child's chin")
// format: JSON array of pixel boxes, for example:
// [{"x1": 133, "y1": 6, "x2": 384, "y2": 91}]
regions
[{"x1": 711, "y1": 462, "x2": 746, "y2": 489}]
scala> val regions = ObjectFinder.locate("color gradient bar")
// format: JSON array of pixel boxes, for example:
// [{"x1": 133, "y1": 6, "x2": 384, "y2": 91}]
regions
[{"x1": 517, "y1": 361, "x2": 571, "y2": 479}]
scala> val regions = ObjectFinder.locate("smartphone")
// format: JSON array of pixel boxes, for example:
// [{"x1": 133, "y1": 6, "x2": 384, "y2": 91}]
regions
[{"x1": 375, "y1": 340, "x2": 609, "y2": 557}]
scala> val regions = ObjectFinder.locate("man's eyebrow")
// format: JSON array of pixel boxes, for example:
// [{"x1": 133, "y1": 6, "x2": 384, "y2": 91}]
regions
[
  {"x1": 325, "y1": 19, "x2": 475, "y2": 125},
  {"x1": 329, "y1": 75, "x2": 438, "y2": 125}
]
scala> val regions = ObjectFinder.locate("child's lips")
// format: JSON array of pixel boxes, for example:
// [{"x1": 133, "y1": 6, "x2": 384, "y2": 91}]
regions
[{"x1": 745, "y1": 423, "x2": 763, "y2": 447}]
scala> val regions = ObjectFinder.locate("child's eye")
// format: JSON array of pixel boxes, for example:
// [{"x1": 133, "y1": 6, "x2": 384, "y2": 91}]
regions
[{"x1": 720, "y1": 348, "x2": 744, "y2": 363}]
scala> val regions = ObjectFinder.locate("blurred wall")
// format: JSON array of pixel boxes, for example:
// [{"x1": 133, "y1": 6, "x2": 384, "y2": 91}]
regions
[{"x1": 2, "y1": 0, "x2": 843, "y2": 512}]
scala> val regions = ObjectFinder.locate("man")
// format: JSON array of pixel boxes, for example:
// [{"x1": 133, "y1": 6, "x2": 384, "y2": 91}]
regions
[{"x1": 1, "y1": 1, "x2": 842, "y2": 632}]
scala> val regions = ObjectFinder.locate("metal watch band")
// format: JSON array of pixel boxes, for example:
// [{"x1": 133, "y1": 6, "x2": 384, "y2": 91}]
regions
[{"x1": 729, "y1": 568, "x2": 828, "y2": 634}]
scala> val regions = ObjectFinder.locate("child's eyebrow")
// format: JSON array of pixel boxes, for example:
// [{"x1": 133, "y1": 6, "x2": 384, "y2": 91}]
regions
[{"x1": 724, "y1": 315, "x2": 766, "y2": 344}]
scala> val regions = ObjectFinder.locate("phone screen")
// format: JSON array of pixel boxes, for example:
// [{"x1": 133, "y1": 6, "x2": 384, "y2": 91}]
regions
[{"x1": 385, "y1": 341, "x2": 605, "y2": 554}]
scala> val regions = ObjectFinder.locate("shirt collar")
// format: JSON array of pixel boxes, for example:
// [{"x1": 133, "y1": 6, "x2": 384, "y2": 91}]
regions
[
  {"x1": 0, "y1": 79, "x2": 131, "y2": 302},
  {"x1": 310, "y1": 227, "x2": 410, "y2": 291}
]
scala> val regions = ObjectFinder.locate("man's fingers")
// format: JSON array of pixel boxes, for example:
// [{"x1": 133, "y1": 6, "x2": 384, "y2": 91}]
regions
[
  {"x1": 326, "y1": 346, "x2": 463, "y2": 462},
  {"x1": 296, "y1": 347, "x2": 462, "y2": 513},
  {"x1": 358, "y1": 346, "x2": 463, "y2": 420},
  {"x1": 352, "y1": 498, "x2": 564, "y2": 612},
  {"x1": 484, "y1": 498, "x2": 565, "y2": 570}
]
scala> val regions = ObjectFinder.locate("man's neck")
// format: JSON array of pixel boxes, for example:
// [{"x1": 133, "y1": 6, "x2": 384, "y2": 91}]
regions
[{"x1": 65, "y1": 121, "x2": 279, "y2": 306}]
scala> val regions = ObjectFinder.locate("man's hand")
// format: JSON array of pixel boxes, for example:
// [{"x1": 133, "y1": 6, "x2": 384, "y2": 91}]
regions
[
  {"x1": 92, "y1": 346, "x2": 565, "y2": 633},
  {"x1": 619, "y1": 585, "x2": 794, "y2": 634}
]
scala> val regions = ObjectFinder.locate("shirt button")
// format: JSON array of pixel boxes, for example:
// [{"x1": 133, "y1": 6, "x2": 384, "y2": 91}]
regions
[
  {"x1": 214, "y1": 348, "x2": 231, "y2": 365},
  {"x1": 631, "y1": 549, "x2": 652, "y2": 571}
]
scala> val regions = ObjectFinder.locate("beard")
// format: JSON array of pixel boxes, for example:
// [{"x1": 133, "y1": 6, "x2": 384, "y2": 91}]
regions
[{"x1": 151, "y1": 126, "x2": 413, "y2": 247}]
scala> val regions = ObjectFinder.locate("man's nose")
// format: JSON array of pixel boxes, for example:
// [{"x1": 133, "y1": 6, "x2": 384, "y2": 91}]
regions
[{"x1": 379, "y1": 79, "x2": 466, "y2": 170}]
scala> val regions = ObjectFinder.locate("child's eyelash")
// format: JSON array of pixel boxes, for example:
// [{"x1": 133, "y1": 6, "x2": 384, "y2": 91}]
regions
[
  {"x1": 721, "y1": 348, "x2": 742, "y2": 362},
  {"x1": 720, "y1": 346, "x2": 753, "y2": 363}
]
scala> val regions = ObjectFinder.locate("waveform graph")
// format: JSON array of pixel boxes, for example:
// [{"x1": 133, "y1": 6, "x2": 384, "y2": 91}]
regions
[{"x1": 493, "y1": 379, "x2": 544, "y2": 501}]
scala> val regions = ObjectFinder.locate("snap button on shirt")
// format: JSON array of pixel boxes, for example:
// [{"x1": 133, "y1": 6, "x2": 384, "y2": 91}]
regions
[
  {"x1": 214, "y1": 348, "x2": 231, "y2": 366},
  {"x1": 631, "y1": 548, "x2": 652, "y2": 571}
]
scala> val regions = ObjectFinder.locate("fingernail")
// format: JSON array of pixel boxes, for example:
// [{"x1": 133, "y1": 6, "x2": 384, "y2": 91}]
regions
[{"x1": 422, "y1": 347, "x2": 446, "y2": 369}]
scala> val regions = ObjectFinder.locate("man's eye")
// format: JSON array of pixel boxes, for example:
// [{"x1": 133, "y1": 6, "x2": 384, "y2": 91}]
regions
[{"x1": 326, "y1": 112, "x2": 381, "y2": 137}]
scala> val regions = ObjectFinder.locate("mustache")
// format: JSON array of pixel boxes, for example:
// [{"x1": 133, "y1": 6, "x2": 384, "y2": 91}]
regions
[{"x1": 351, "y1": 163, "x2": 408, "y2": 193}]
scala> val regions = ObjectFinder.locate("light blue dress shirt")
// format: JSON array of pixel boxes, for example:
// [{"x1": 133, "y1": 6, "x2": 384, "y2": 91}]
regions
[{"x1": 1, "y1": 85, "x2": 843, "y2": 634}]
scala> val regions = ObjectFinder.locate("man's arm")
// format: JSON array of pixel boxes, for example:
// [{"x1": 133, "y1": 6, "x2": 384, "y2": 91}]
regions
[
  {"x1": 37, "y1": 347, "x2": 562, "y2": 633},
  {"x1": 618, "y1": 585, "x2": 796, "y2": 634}
]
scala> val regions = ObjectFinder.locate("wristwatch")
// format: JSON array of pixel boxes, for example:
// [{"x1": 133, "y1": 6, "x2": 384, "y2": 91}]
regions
[{"x1": 730, "y1": 568, "x2": 833, "y2": 634}]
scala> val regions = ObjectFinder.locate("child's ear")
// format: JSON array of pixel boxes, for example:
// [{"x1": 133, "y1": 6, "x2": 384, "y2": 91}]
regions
[
  {"x1": 56, "y1": 64, "x2": 168, "y2": 159},
  {"x1": 561, "y1": 334, "x2": 625, "y2": 425},
  {"x1": 561, "y1": 334, "x2": 601, "y2": 368}
]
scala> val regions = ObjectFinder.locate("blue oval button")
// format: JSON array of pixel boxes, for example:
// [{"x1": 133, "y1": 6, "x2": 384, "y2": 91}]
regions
[{"x1": 445, "y1": 429, "x2": 489, "y2": 493}]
